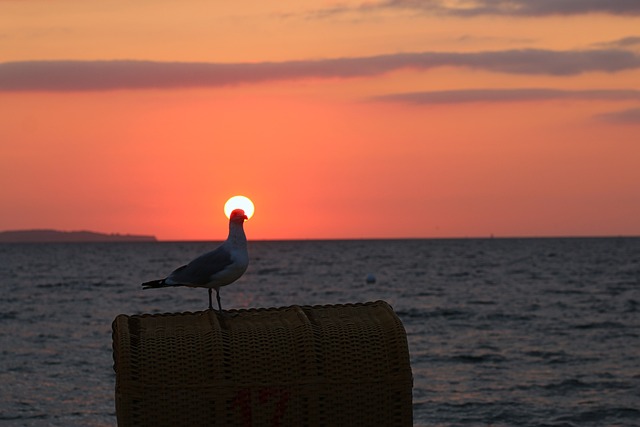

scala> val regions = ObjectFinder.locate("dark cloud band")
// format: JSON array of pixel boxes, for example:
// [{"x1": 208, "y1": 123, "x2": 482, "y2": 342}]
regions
[
  {"x1": 375, "y1": 88, "x2": 640, "y2": 104},
  {"x1": 2, "y1": 48, "x2": 640, "y2": 91},
  {"x1": 359, "y1": 0, "x2": 640, "y2": 17},
  {"x1": 596, "y1": 107, "x2": 640, "y2": 124}
]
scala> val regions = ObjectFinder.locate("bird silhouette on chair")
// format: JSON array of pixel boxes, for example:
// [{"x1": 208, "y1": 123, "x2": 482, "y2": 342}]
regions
[{"x1": 142, "y1": 209, "x2": 249, "y2": 313}]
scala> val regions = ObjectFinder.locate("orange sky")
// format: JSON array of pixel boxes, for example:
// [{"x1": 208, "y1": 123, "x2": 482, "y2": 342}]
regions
[{"x1": 1, "y1": 1, "x2": 640, "y2": 240}]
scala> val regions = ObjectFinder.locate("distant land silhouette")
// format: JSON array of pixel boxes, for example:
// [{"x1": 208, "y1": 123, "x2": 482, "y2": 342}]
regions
[{"x1": 0, "y1": 229, "x2": 157, "y2": 243}]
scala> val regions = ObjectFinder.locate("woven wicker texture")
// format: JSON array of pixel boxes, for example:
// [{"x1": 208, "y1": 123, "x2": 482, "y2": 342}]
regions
[{"x1": 112, "y1": 300, "x2": 413, "y2": 427}]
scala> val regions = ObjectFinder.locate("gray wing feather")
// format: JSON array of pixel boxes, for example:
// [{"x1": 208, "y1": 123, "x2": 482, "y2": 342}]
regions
[{"x1": 167, "y1": 246, "x2": 233, "y2": 285}]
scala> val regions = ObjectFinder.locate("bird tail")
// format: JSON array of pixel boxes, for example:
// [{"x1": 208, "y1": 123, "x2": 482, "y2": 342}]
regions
[{"x1": 141, "y1": 279, "x2": 167, "y2": 289}]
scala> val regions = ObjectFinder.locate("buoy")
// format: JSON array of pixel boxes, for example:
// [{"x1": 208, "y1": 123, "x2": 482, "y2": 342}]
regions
[{"x1": 366, "y1": 274, "x2": 376, "y2": 284}]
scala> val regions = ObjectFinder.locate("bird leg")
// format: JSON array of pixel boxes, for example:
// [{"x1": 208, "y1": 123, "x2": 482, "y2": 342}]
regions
[
  {"x1": 216, "y1": 288, "x2": 223, "y2": 313},
  {"x1": 208, "y1": 288, "x2": 213, "y2": 310}
]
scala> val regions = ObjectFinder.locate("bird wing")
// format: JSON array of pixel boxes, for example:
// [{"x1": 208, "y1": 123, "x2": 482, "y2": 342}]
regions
[{"x1": 166, "y1": 246, "x2": 234, "y2": 286}]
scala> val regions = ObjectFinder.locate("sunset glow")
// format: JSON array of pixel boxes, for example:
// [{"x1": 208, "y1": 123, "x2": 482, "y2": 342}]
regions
[{"x1": 1, "y1": 1, "x2": 639, "y2": 240}]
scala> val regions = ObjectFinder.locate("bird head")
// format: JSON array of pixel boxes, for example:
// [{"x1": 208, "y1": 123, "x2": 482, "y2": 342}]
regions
[{"x1": 230, "y1": 209, "x2": 249, "y2": 223}]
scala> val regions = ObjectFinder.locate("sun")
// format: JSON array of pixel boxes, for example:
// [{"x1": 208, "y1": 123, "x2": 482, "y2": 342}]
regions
[{"x1": 224, "y1": 195, "x2": 255, "y2": 219}]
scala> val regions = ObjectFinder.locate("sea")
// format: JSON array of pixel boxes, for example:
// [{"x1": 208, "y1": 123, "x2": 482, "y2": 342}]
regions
[{"x1": 0, "y1": 238, "x2": 639, "y2": 426}]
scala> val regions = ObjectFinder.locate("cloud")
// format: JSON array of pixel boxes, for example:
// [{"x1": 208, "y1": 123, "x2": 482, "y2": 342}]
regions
[
  {"x1": 338, "y1": 0, "x2": 640, "y2": 17},
  {"x1": 443, "y1": 49, "x2": 640, "y2": 75},
  {"x1": 594, "y1": 36, "x2": 640, "y2": 48},
  {"x1": 596, "y1": 107, "x2": 640, "y2": 124},
  {"x1": 377, "y1": 88, "x2": 640, "y2": 126},
  {"x1": 374, "y1": 88, "x2": 640, "y2": 104},
  {"x1": 2, "y1": 48, "x2": 640, "y2": 91}
]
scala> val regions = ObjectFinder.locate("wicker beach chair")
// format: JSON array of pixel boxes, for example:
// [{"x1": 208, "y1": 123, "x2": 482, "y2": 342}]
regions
[{"x1": 112, "y1": 300, "x2": 413, "y2": 426}]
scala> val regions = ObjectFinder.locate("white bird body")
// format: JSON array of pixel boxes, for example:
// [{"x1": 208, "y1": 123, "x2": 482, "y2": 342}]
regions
[{"x1": 142, "y1": 209, "x2": 249, "y2": 311}]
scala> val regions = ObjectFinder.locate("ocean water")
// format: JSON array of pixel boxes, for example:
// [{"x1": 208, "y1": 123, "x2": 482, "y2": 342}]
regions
[{"x1": 1, "y1": 238, "x2": 639, "y2": 426}]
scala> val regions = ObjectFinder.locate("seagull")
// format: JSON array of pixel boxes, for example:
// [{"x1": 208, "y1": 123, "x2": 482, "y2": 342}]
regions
[{"x1": 141, "y1": 208, "x2": 249, "y2": 312}]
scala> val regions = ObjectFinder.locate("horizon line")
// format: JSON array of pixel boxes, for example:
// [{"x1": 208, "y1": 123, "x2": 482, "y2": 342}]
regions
[{"x1": 1, "y1": 229, "x2": 639, "y2": 243}]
